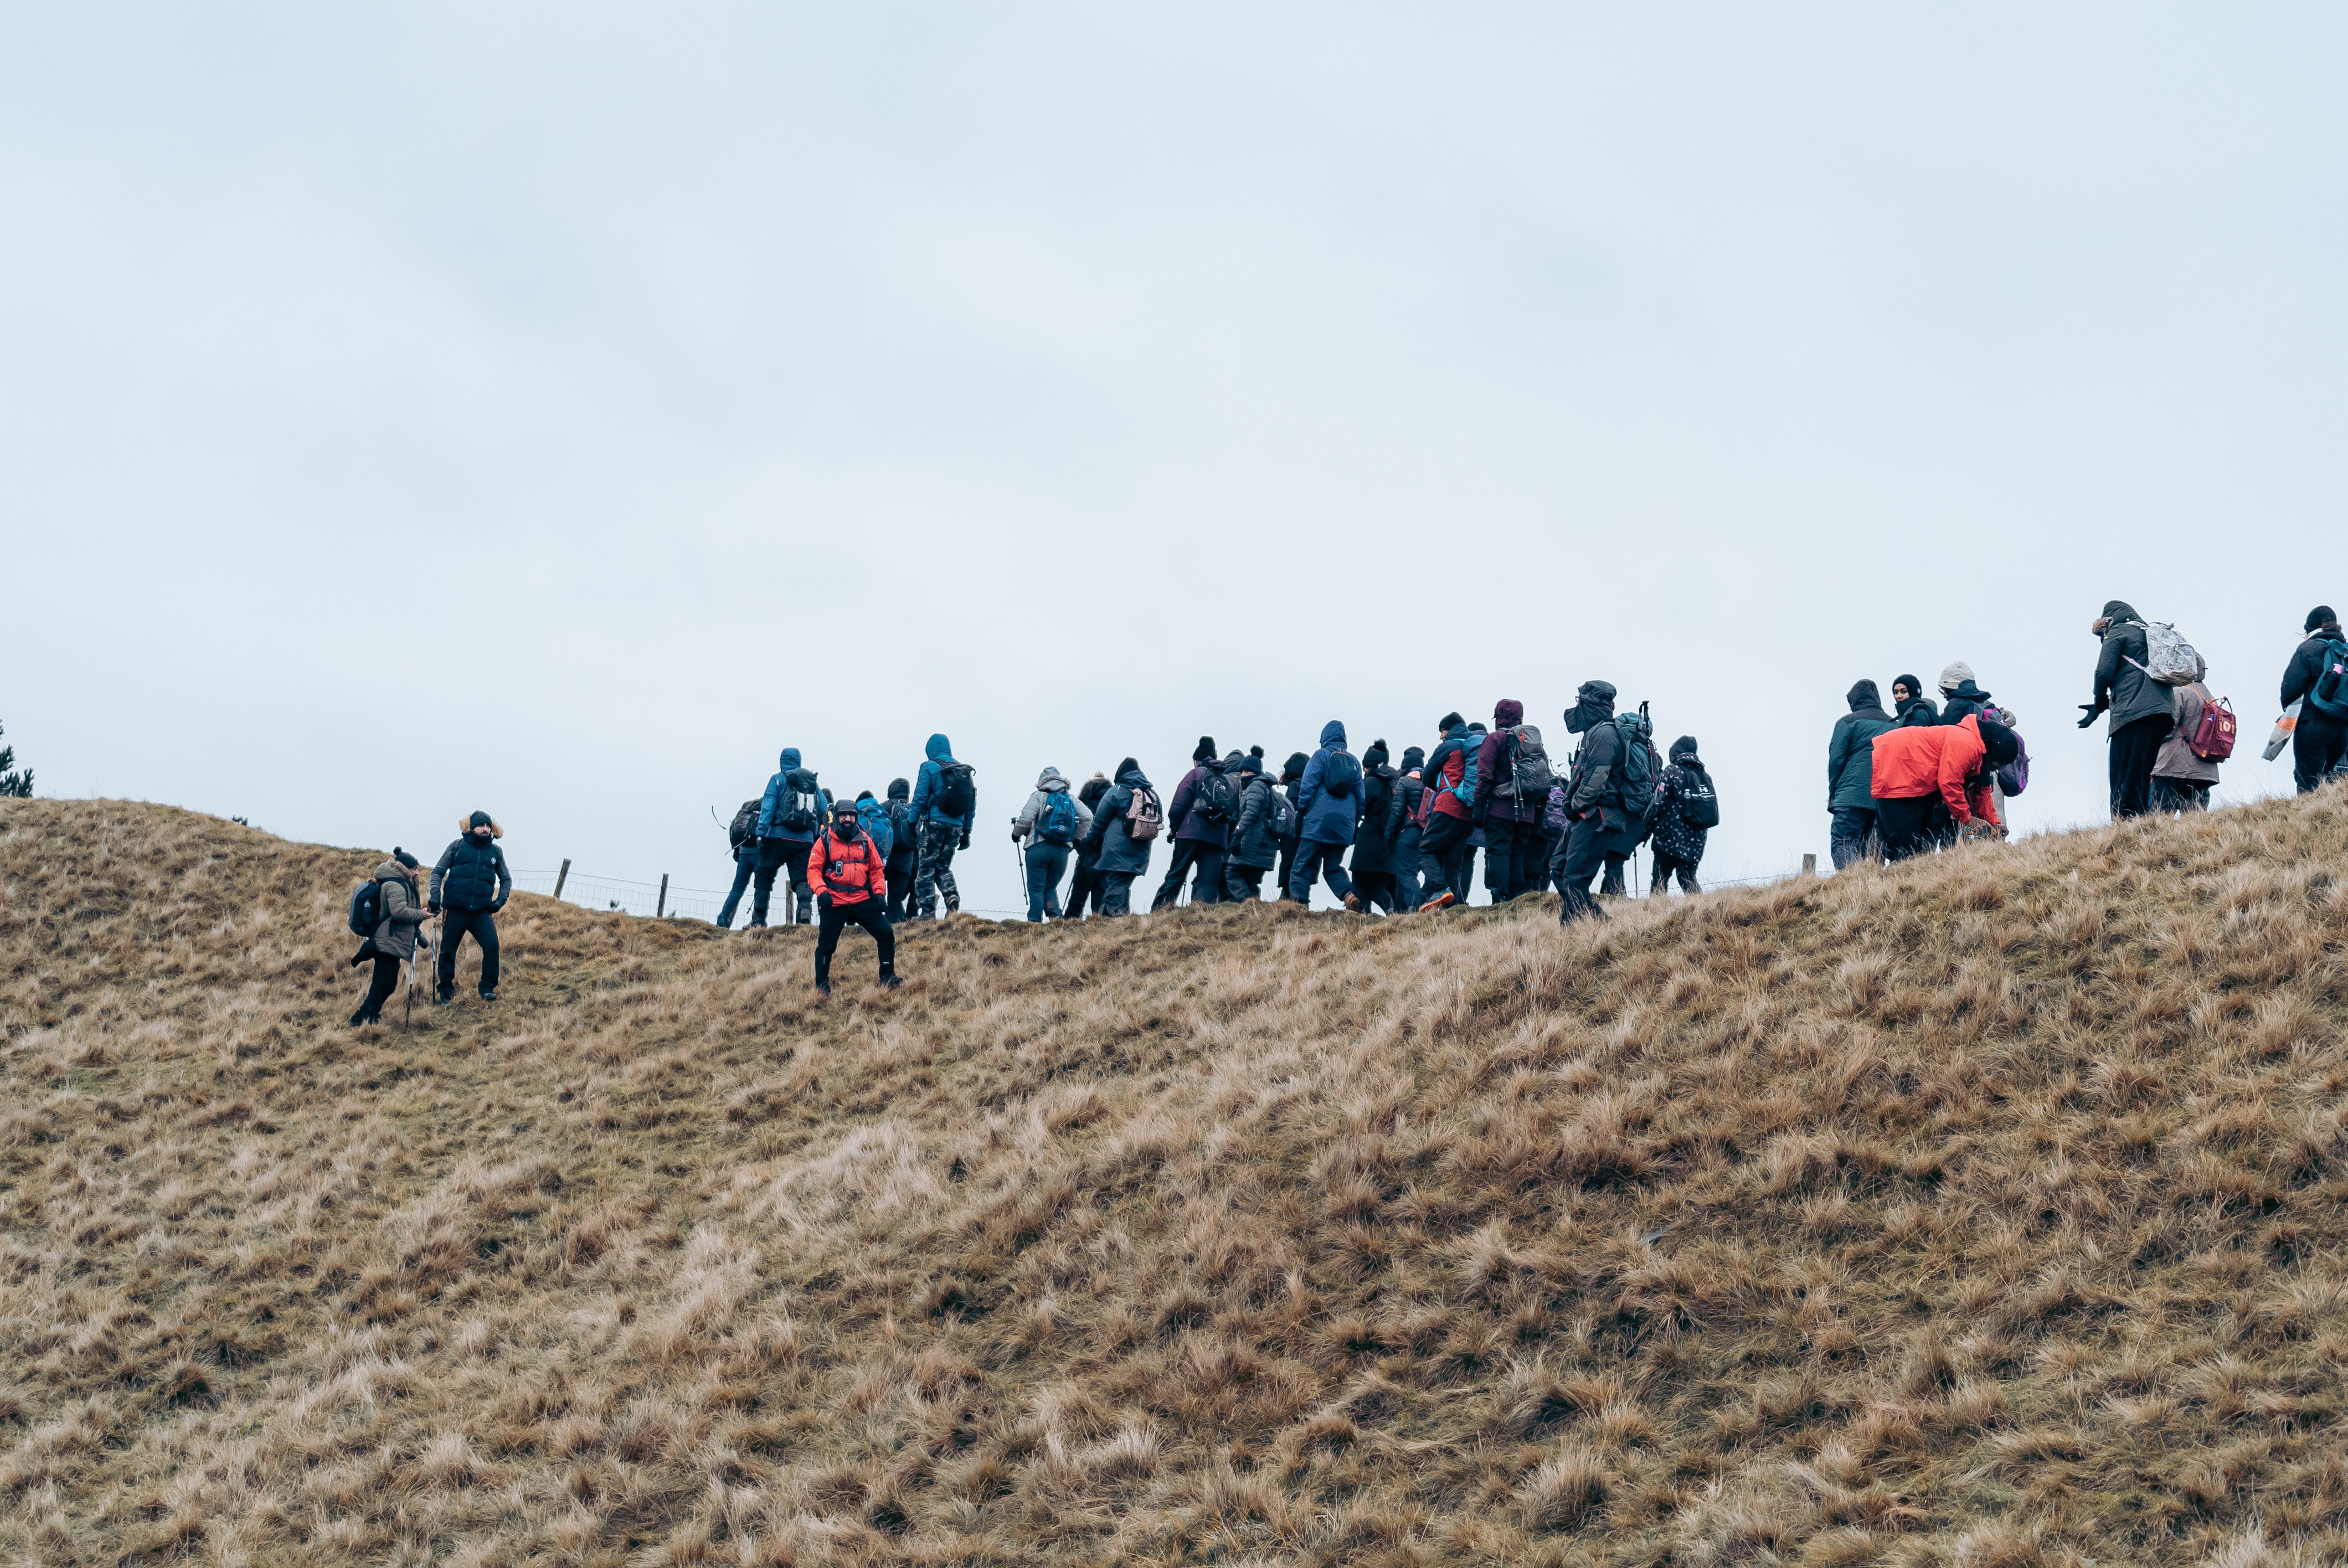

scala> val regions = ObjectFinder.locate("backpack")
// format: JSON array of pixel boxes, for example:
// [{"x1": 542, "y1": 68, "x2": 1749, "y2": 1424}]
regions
[
  {"x1": 2308, "y1": 639, "x2": 2348, "y2": 721},
  {"x1": 1321, "y1": 749, "x2": 1361, "y2": 798},
  {"x1": 1676, "y1": 767, "x2": 1721, "y2": 830},
  {"x1": 727, "y1": 799, "x2": 761, "y2": 851},
  {"x1": 935, "y1": 762, "x2": 976, "y2": 820},
  {"x1": 1125, "y1": 786, "x2": 1164, "y2": 842},
  {"x1": 347, "y1": 878, "x2": 383, "y2": 936},
  {"x1": 778, "y1": 770, "x2": 822, "y2": 834},
  {"x1": 1611, "y1": 706, "x2": 1657, "y2": 811},
  {"x1": 2125, "y1": 620, "x2": 2203, "y2": 686},
  {"x1": 1037, "y1": 790, "x2": 1078, "y2": 846},
  {"x1": 1192, "y1": 765, "x2": 1239, "y2": 823},
  {"x1": 1268, "y1": 786, "x2": 1299, "y2": 840},
  {"x1": 2189, "y1": 693, "x2": 2238, "y2": 761},
  {"x1": 1497, "y1": 725, "x2": 1553, "y2": 800}
]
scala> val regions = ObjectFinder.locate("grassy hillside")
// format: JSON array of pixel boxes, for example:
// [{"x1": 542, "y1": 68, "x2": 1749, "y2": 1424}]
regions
[{"x1": 3, "y1": 797, "x2": 2347, "y2": 1567}]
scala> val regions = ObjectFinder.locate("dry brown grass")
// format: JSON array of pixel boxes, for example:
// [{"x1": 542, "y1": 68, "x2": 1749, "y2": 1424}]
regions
[{"x1": 5, "y1": 793, "x2": 2348, "y2": 1565}]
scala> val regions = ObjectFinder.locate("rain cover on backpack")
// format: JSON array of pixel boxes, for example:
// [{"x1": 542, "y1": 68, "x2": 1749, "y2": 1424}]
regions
[{"x1": 2128, "y1": 621, "x2": 2203, "y2": 686}]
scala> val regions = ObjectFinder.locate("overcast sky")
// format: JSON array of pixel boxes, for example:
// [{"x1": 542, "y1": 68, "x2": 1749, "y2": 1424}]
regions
[{"x1": 8, "y1": 5, "x2": 2345, "y2": 917}]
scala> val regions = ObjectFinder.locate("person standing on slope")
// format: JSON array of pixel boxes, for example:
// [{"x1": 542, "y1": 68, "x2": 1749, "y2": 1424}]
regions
[
  {"x1": 1647, "y1": 736, "x2": 1713, "y2": 895},
  {"x1": 1869, "y1": 714, "x2": 2017, "y2": 861},
  {"x1": 1289, "y1": 721, "x2": 1364, "y2": 910},
  {"x1": 809, "y1": 800, "x2": 899, "y2": 997},
  {"x1": 1415, "y1": 713, "x2": 1475, "y2": 911},
  {"x1": 1351, "y1": 741, "x2": 1403, "y2": 913},
  {"x1": 1827, "y1": 679, "x2": 1896, "y2": 870},
  {"x1": 1274, "y1": 751, "x2": 1309, "y2": 901},
  {"x1": 348, "y1": 848, "x2": 431, "y2": 1027},
  {"x1": 1891, "y1": 675, "x2": 1939, "y2": 728},
  {"x1": 430, "y1": 811, "x2": 512, "y2": 1003},
  {"x1": 1390, "y1": 746, "x2": 1427, "y2": 911},
  {"x1": 1938, "y1": 663, "x2": 1996, "y2": 727},
  {"x1": 2151, "y1": 658, "x2": 2222, "y2": 813},
  {"x1": 1222, "y1": 750, "x2": 1279, "y2": 902},
  {"x1": 2079, "y1": 600, "x2": 2176, "y2": 819},
  {"x1": 1080, "y1": 758, "x2": 1160, "y2": 916},
  {"x1": 1012, "y1": 766, "x2": 1094, "y2": 921},
  {"x1": 854, "y1": 791, "x2": 896, "y2": 876},
  {"x1": 2280, "y1": 606, "x2": 2348, "y2": 793},
  {"x1": 749, "y1": 747, "x2": 829, "y2": 927},
  {"x1": 1473, "y1": 699, "x2": 1550, "y2": 902},
  {"x1": 910, "y1": 733, "x2": 976, "y2": 918},
  {"x1": 1152, "y1": 738, "x2": 1233, "y2": 910},
  {"x1": 1064, "y1": 772, "x2": 1114, "y2": 917},
  {"x1": 1551, "y1": 682, "x2": 1653, "y2": 926},
  {"x1": 881, "y1": 778, "x2": 917, "y2": 922}
]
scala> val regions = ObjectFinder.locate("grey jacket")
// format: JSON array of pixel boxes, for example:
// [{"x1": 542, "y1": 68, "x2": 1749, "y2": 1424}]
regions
[
  {"x1": 2154, "y1": 682, "x2": 2222, "y2": 784},
  {"x1": 369, "y1": 863, "x2": 432, "y2": 962},
  {"x1": 1011, "y1": 767, "x2": 1094, "y2": 849},
  {"x1": 2093, "y1": 601, "x2": 2177, "y2": 734},
  {"x1": 1227, "y1": 775, "x2": 1280, "y2": 869}
]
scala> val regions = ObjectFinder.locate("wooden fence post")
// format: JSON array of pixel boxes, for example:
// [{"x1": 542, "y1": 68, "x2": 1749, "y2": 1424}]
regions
[
  {"x1": 1802, "y1": 853, "x2": 1817, "y2": 876},
  {"x1": 553, "y1": 859, "x2": 571, "y2": 900},
  {"x1": 656, "y1": 873, "x2": 668, "y2": 919}
]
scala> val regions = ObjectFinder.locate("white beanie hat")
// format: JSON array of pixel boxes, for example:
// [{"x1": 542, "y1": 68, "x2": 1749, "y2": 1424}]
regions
[{"x1": 1938, "y1": 660, "x2": 1975, "y2": 694}]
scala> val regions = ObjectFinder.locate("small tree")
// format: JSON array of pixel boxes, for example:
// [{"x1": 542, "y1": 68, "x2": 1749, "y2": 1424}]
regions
[{"x1": 0, "y1": 720, "x2": 30, "y2": 798}]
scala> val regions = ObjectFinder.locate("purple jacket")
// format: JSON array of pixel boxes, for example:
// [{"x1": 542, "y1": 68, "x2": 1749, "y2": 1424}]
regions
[
  {"x1": 1168, "y1": 763, "x2": 1233, "y2": 848},
  {"x1": 1471, "y1": 700, "x2": 1543, "y2": 824}
]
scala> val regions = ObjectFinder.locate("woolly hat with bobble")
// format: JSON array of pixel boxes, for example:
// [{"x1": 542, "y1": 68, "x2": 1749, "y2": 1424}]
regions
[
  {"x1": 1364, "y1": 739, "x2": 1390, "y2": 768},
  {"x1": 1193, "y1": 736, "x2": 1217, "y2": 762},
  {"x1": 392, "y1": 847, "x2": 419, "y2": 869}
]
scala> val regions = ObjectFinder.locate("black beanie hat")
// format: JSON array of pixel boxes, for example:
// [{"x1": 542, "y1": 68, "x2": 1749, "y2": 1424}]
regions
[
  {"x1": 392, "y1": 847, "x2": 419, "y2": 869},
  {"x1": 1402, "y1": 745, "x2": 1425, "y2": 770},
  {"x1": 2310, "y1": 606, "x2": 2338, "y2": 634},
  {"x1": 1893, "y1": 673, "x2": 1923, "y2": 697},
  {"x1": 1439, "y1": 711, "x2": 1464, "y2": 734},
  {"x1": 1976, "y1": 719, "x2": 2019, "y2": 769},
  {"x1": 468, "y1": 810, "x2": 493, "y2": 831},
  {"x1": 1233, "y1": 750, "x2": 1261, "y2": 776},
  {"x1": 888, "y1": 777, "x2": 910, "y2": 800},
  {"x1": 1283, "y1": 751, "x2": 1309, "y2": 782},
  {"x1": 1193, "y1": 736, "x2": 1217, "y2": 762},
  {"x1": 1364, "y1": 738, "x2": 1389, "y2": 768}
]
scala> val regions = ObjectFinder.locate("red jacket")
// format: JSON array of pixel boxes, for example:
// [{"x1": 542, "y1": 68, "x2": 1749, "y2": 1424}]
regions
[
  {"x1": 1870, "y1": 715, "x2": 2001, "y2": 826},
  {"x1": 1424, "y1": 736, "x2": 1471, "y2": 822},
  {"x1": 808, "y1": 827, "x2": 887, "y2": 906}
]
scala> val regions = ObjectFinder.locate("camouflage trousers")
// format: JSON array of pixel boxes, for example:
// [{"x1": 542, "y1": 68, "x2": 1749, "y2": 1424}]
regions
[{"x1": 914, "y1": 821, "x2": 961, "y2": 917}]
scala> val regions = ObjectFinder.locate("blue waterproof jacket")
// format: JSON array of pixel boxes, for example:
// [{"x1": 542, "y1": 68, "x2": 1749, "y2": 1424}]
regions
[
  {"x1": 756, "y1": 748, "x2": 831, "y2": 842},
  {"x1": 856, "y1": 798, "x2": 895, "y2": 861},
  {"x1": 910, "y1": 734, "x2": 974, "y2": 831},
  {"x1": 1294, "y1": 721, "x2": 1364, "y2": 846}
]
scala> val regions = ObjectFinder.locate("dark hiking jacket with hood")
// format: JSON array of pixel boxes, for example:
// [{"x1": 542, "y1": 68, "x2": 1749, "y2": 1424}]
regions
[
  {"x1": 1228, "y1": 755, "x2": 1279, "y2": 869},
  {"x1": 882, "y1": 779, "x2": 915, "y2": 864},
  {"x1": 1294, "y1": 721, "x2": 1363, "y2": 846},
  {"x1": 1085, "y1": 762, "x2": 1158, "y2": 875},
  {"x1": 1167, "y1": 739, "x2": 1234, "y2": 849},
  {"x1": 1352, "y1": 742, "x2": 1397, "y2": 873},
  {"x1": 368, "y1": 859, "x2": 432, "y2": 961},
  {"x1": 432, "y1": 816, "x2": 512, "y2": 911},
  {"x1": 1013, "y1": 767, "x2": 1094, "y2": 851},
  {"x1": 1650, "y1": 738, "x2": 1712, "y2": 864},
  {"x1": 1828, "y1": 681, "x2": 1897, "y2": 813},
  {"x1": 1472, "y1": 700, "x2": 1545, "y2": 825},
  {"x1": 911, "y1": 734, "x2": 975, "y2": 831},
  {"x1": 2282, "y1": 612, "x2": 2347, "y2": 710},
  {"x1": 2092, "y1": 601, "x2": 2177, "y2": 734},
  {"x1": 756, "y1": 747, "x2": 831, "y2": 843}
]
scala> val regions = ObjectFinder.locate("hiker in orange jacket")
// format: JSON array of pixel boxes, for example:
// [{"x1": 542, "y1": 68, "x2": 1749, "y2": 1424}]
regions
[
  {"x1": 1868, "y1": 714, "x2": 2018, "y2": 863},
  {"x1": 808, "y1": 800, "x2": 899, "y2": 996}
]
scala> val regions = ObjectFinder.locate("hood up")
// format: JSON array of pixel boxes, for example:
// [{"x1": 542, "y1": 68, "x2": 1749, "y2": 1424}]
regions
[
  {"x1": 925, "y1": 734, "x2": 953, "y2": 762},
  {"x1": 1319, "y1": 720, "x2": 1346, "y2": 748},
  {"x1": 1494, "y1": 698, "x2": 1524, "y2": 729},
  {"x1": 1036, "y1": 766, "x2": 1068, "y2": 792},
  {"x1": 1847, "y1": 679, "x2": 1884, "y2": 713},
  {"x1": 779, "y1": 746, "x2": 801, "y2": 772}
]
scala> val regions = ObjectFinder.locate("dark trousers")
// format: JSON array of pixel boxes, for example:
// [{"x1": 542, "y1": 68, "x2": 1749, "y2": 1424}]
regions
[
  {"x1": 884, "y1": 852, "x2": 915, "y2": 922},
  {"x1": 2294, "y1": 712, "x2": 2348, "y2": 794},
  {"x1": 1829, "y1": 806, "x2": 1878, "y2": 870},
  {"x1": 814, "y1": 899, "x2": 895, "y2": 986},
  {"x1": 2152, "y1": 777, "x2": 2211, "y2": 813},
  {"x1": 1152, "y1": 840, "x2": 1227, "y2": 910},
  {"x1": 1651, "y1": 852, "x2": 1700, "y2": 894},
  {"x1": 1275, "y1": 837, "x2": 1300, "y2": 901},
  {"x1": 1551, "y1": 816, "x2": 1611, "y2": 924},
  {"x1": 1602, "y1": 852, "x2": 1629, "y2": 897},
  {"x1": 753, "y1": 839, "x2": 813, "y2": 925},
  {"x1": 717, "y1": 853, "x2": 758, "y2": 928},
  {"x1": 2109, "y1": 713, "x2": 2170, "y2": 819},
  {"x1": 1100, "y1": 870, "x2": 1139, "y2": 916},
  {"x1": 1066, "y1": 856, "x2": 1106, "y2": 916},
  {"x1": 353, "y1": 952, "x2": 401, "y2": 1022},
  {"x1": 1288, "y1": 839, "x2": 1355, "y2": 904},
  {"x1": 1418, "y1": 812, "x2": 1473, "y2": 906},
  {"x1": 1875, "y1": 796, "x2": 1942, "y2": 863},
  {"x1": 1355, "y1": 870, "x2": 1402, "y2": 914},
  {"x1": 1223, "y1": 863, "x2": 1269, "y2": 901},
  {"x1": 436, "y1": 906, "x2": 500, "y2": 994},
  {"x1": 1392, "y1": 826, "x2": 1422, "y2": 909},
  {"x1": 1480, "y1": 817, "x2": 1541, "y2": 901},
  {"x1": 915, "y1": 821, "x2": 961, "y2": 917},
  {"x1": 1025, "y1": 844, "x2": 1070, "y2": 921}
]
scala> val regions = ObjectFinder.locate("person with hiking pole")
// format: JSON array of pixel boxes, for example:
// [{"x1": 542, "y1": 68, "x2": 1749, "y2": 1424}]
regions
[
  {"x1": 809, "y1": 800, "x2": 900, "y2": 997},
  {"x1": 1152, "y1": 737, "x2": 1234, "y2": 910},
  {"x1": 910, "y1": 734, "x2": 976, "y2": 919},
  {"x1": 347, "y1": 848, "x2": 430, "y2": 1027},
  {"x1": 430, "y1": 812, "x2": 511, "y2": 1003},
  {"x1": 1012, "y1": 766, "x2": 1094, "y2": 921},
  {"x1": 1472, "y1": 699, "x2": 1552, "y2": 902}
]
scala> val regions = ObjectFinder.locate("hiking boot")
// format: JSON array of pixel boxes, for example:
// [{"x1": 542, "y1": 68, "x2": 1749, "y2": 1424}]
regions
[
  {"x1": 882, "y1": 973, "x2": 902, "y2": 989},
  {"x1": 1343, "y1": 893, "x2": 1363, "y2": 913},
  {"x1": 1418, "y1": 891, "x2": 1455, "y2": 913},
  {"x1": 435, "y1": 988, "x2": 456, "y2": 1005},
  {"x1": 815, "y1": 981, "x2": 832, "y2": 999},
  {"x1": 478, "y1": 988, "x2": 498, "y2": 1003},
  {"x1": 945, "y1": 894, "x2": 961, "y2": 916},
  {"x1": 348, "y1": 1008, "x2": 374, "y2": 1028}
]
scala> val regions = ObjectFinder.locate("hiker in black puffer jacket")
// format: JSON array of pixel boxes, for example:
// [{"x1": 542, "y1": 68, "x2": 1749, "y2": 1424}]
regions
[
  {"x1": 1274, "y1": 751, "x2": 1308, "y2": 901},
  {"x1": 430, "y1": 811, "x2": 512, "y2": 1003},
  {"x1": 883, "y1": 778, "x2": 917, "y2": 922},
  {"x1": 349, "y1": 849, "x2": 431, "y2": 1026},
  {"x1": 1647, "y1": 736, "x2": 1712, "y2": 895},
  {"x1": 1390, "y1": 746, "x2": 1426, "y2": 910},
  {"x1": 1351, "y1": 741, "x2": 1402, "y2": 914},
  {"x1": 1064, "y1": 773, "x2": 1113, "y2": 917},
  {"x1": 2281, "y1": 606, "x2": 2348, "y2": 794},
  {"x1": 1223, "y1": 750, "x2": 1279, "y2": 902}
]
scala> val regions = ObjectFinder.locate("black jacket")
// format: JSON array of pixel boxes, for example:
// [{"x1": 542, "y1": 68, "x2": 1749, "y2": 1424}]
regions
[
  {"x1": 1352, "y1": 765, "x2": 1397, "y2": 874},
  {"x1": 1894, "y1": 694, "x2": 1939, "y2": 727},
  {"x1": 1828, "y1": 683, "x2": 1896, "y2": 812},
  {"x1": 432, "y1": 835, "x2": 511, "y2": 911},
  {"x1": 2283, "y1": 627, "x2": 2346, "y2": 709},
  {"x1": 2092, "y1": 601, "x2": 2175, "y2": 733},
  {"x1": 1388, "y1": 770, "x2": 1425, "y2": 842},
  {"x1": 1227, "y1": 776, "x2": 1280, "y2": 869}
]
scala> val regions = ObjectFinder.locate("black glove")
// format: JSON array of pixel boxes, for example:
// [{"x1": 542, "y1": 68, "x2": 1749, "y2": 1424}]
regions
[
  {"x1": 428, "y1": 902, "x2": 441, "y2": 915},
  {"x1": 2076, "y1": 701, "x2": 2106, "y2": 730},
  {"x1": 958, "y1": 834, "x2": 971, "y2": 852},
  {"x1": 491, "y1": 900, "x2": 506, "y2": 913},
  {"x1": 817, "y1": 892, "x2": 832, "y2": 911}
]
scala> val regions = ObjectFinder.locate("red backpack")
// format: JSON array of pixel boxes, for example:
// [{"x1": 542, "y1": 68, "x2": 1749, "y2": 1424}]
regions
[{"x1": 2190, "y1": 693, "x2": 2238, "y2": 761}]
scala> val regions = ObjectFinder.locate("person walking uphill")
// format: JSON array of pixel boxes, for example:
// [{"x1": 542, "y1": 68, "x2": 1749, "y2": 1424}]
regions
[
  {"x1": 1416, "y1": 713, "x2": 1475, "y2": 911},
  {"x1": 1289, "y1": 721, "x2": 1364, "y2": 909},
  {"x1": 2152, "y1": 663, "x2": 2223, "y2": 813},
  {"x1": 1351, "y1": 741, "x2": 1402, "y2": 912},
  {"x1": 1826, "y1": 680, "x2": 1896, "y2": 870},
  {"x1": 1079, "y1": 759, "x2": 1160, "y2": 915},
  {"x1": 348, "y1": 848, "x2": 431, "y2": 1026},
  {"x1": 1647, "y1": 737, "x2": 1716, "y2": 894},
  {"x1": 1012, "y1": 766, "x2": 1094, "y2": 921},
  {"x1": 809, "y1": 800, "x2": 899, "y2": 996},
  {"x1": 431, "y1": 812, "x2": 512, "y2": 1002},
  {"x1": 882, "y1": 779, "x2": 917, "y2": 922},
  {"x1": 1274, "y1": 752, "x2": 1309, "y2": 901},
  {"x1": 2281, "y1": 606, "x2": 2348, "y2": 793},
  {"x1": 910, "y1": 734, "x2": 977, "y2": 918},
  {"x1": 1473, "y1": 699, "x2": 1551, "y2": 902},
  {"x1": 1222, "y1": 750, "x2": 1280, "y2": 902},
  {"x1": 1152, "y1": 739, "x2": 1233, "y2": 910},
  {"x1": 1391, "y1": 746, "x2": 1427, "y2": 910},
  {"x1": 1064, "y1": 773, "x2": 1113, "y2": 917},
  {"x1": 1870, "y1": 714, "x2": 2016, "y2": 860},
  {"x1": 1551, "y1": 682, "x2": 1654, "y2": 926},
  {"x1": 2080, "y1": 601, "x2": 2176, "y2": 819},
  {"x1": 750, "y1": 747, "x2": 829, "y2": 927}
]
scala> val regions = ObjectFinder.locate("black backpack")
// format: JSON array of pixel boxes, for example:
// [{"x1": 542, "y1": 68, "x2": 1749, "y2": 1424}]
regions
[
  {"x1": 1193, "y1": 765, "x2": 1239, "y2": 822},
  {"x1": 1611, "y1": 706, "x2": 1657, "y2": 812},
  {"x1": 1321, "y1": 749, "x2": 1361, "y2": 798},
  {"x1": 727, "y1": 799, "x2": 761, "y2": 850},
  {"x1": 779, "y1": 770, "x2": 822, "y2": 833},
  {"x1": 347, "y1": 878, "x2": 383, "y2": 936},
  {"x1": 935, "y1": 762, "x2": 976, "y2": 819},
  {"x1": 1677, "y1": 767, "x2": 1720, "y2": 830}
]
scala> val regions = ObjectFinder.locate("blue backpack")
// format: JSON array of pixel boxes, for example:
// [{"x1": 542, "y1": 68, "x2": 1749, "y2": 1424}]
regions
[
  {"x1": 1037, "y1": 790, "x2": 1078, "y2": 846},
  {"x1": 2309, "y1": 639, "x2": 2348, "y2": 720},
  {"x1": 1321, "y1": 748, "x2": 1361, "y2": 798}
]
